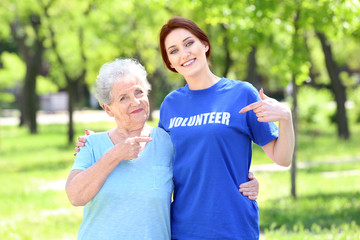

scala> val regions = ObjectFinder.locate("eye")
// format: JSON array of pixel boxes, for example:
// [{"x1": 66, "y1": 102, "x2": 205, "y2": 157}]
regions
[
  {"x1": 169, "y1": 49, "x2": 178, "y2": 54},
  {"x1": 119, "y1": 96, "x2": 127, "y2": 101},
  {"x1": 136, "y1": 89, "x2": 144, "y2": 95},
  {"x1": 185, "y1": 41, "x2": 194, "y2": 47}
]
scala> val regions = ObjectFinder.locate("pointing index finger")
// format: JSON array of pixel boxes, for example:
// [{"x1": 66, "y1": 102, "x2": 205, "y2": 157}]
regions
[
  {"x1": 133, "y1": 136, "x2": 152, "y2": 143},
  {"x1": 239, "y1": 101, "x2": 262, "y2": 113}
]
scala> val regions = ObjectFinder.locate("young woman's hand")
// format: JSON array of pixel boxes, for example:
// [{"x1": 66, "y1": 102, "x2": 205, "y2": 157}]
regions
[
  {"x1": 74, "y1": 130, "x2": 94, "y2": 155},
  {"x1": 239, "y1": 172, "x2": 259, "y2": 200},
  {"x1": 239, "y1": 88, "x2": 291, "y2": 123}
]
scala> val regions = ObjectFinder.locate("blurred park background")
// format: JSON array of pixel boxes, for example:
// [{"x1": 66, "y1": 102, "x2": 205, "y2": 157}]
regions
[{"x1": 0, "y1": 0, "x2": 359, "y2": 239}]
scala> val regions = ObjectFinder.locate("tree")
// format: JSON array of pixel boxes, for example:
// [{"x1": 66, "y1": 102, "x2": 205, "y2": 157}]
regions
[
  {"x1": 316, "y1": 31, "x2": 349, "y2": 139},
  {"x1": 301, "y1": 0, "x2": 359, "y2": 140},
  {"x1": 42, "y1": 0, "x2": 90, "y2": 143},
  {"x1": 10, "y1": 9, "x2": 45, "y2": 133}
]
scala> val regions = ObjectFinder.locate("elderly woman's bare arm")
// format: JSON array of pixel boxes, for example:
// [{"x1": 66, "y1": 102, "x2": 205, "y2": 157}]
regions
[{"x1": 66, "y1": 137, "x2": 152, "y2": 206}]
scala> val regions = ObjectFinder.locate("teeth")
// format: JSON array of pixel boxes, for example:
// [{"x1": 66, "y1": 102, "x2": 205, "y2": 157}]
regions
[{"x1": 183, "y1": 59, "x2": 194, "y2": 66}]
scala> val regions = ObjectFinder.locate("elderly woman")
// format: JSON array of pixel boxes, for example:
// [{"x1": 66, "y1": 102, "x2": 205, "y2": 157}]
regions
[{"x1": 65, "y1": 58, "x2": 174, "y2": 239}]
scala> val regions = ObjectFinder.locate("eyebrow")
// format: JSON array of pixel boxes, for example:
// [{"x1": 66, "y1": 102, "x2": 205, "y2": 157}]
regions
[
  {"x1": 116, "y1": 94, "x2": 125, "y2": 100},
  {"x1": 167, "y1": 36, "x2": 193, "y2": 50}
]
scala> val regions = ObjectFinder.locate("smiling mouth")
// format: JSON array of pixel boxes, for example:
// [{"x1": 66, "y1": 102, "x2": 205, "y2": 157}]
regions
[
  {"x1": 131, "y1": 108, "x2": 143, "y2": 114},
  {"x1": 182, "y1": 59, "x2": 195, "y2": 67}
]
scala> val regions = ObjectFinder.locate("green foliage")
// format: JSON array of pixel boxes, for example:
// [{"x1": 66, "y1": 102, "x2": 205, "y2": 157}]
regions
[
  {"x1": 36, "y1": 75, "x2": 58, "y2": 94},
  {"x1": 0, "y1": 52, "x2": 24, "y2": 105},
  {"x1": 348, "y1": 87, "x2": 360, "y2": 124},
  {"x1": 297, "y1": 86, "x2": 335, "y2": 126},
  {"x1": 0, "y1": 52, "x2": 25, "y2": 87},
  {"x1": 0, "y1": 93, "x2": 15, "y2": 103},
  {"x1": 1, "y1": 0, "x2": 360, "y2": 112}
]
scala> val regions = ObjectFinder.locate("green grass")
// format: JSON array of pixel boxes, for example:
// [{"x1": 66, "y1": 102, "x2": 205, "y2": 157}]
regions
[
  {"x1": 252, "y1": 123, "x2": 360, "y2": 165},
  {"x1": 257, "y1": 170, "x2": 360, "y2": 239},
  {"x1": 0, "y1": 121, "x2": 359, "y2": 239}
]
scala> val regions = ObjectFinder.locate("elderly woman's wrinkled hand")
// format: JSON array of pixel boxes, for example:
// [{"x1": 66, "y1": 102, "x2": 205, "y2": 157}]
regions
[{"x1": 118, "y1": 136, "x2": 152, "y2": 160}]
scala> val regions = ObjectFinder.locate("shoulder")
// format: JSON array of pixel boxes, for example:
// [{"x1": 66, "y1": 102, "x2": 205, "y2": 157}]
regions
[
  {"x1": 223, "y1": 78, "x2": 257, "y2": 92},
  {"x1": 152, "y1": 127, "x2": 171, "y2": 140},
  {"x1": 159, "y1": 87, "x2": 186, "y2": 115},
  {"x1": 221, "y1": 78, "x2": 259, "y2": 99},
  {"x1": 150, "y1": 128, "x2": 174, "y2": 156},
  {"x1": 162, "y1": 86, "x2": 187, "y2": 102},
  {"x1": 85, "y1": 132, "x2": 108, "y2": 146},
  {"x1": 152, "y1": 127, "x2": 173, "y2": 148}
]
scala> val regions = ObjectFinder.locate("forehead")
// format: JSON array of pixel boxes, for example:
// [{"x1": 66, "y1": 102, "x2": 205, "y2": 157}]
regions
[
  {"x1": 164, "y1": 28, "x2": 196, "y2": 47},
  {"x1": 112, "y1": 77, "x2": 143, "y2": 94}
]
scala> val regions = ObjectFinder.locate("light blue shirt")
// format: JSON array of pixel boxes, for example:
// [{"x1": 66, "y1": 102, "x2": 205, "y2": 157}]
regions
[{"x1": 71, "y1": 127, "x2": 174, "y2": 240}]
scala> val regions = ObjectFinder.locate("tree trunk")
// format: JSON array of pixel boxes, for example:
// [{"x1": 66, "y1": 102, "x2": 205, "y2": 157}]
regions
[
  {"x1": 291, "y1": 75, "x2": 298, "y2": 199},
  {"x1": 43, "y1": 0, "x2": 88, "y2": 143},
  {"x1": 290, "y1": 6, "x2": 301, "y2": 199},
  {"x1": 316, "y1": 31, "x2": 350, "y2": 139},
  {"x1": 245, "y1": 46, "x2": 261, "y2": 89},
  {"x1": 26, "y1": 33, "x2": 44, "y2": 133},
  {"x1": 11, "y1": 16, "x2": 44, "y2": 133},
  {"x1": 23, "y1": 61, "x2": 39, "y2": 133},
  {"x1": 220, "y1": 24, "x2": 233, "y2": 78},
  {"x1": 67, "y1": 80, "x2": 76, "y2": 143},
  {"x1": 17, "y1": 91, "x2": 25, "y2": 127},
  {"x1": 304, "y1": 36, "x2": 318, "y2": 88}
]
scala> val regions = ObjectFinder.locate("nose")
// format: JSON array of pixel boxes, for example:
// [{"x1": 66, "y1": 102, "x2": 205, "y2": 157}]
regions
[
  {"x1": 180, "y1": 47, "x2": 190, "y2": 59},
  {"x1": 130, "y1": 96, "x2": 141, "y2": 106}
]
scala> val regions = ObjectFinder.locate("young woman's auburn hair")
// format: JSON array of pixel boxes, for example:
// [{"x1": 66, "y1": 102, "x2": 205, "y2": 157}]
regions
[{"x1": 159, "y1": 17, "x2": 212, "y2": 73}]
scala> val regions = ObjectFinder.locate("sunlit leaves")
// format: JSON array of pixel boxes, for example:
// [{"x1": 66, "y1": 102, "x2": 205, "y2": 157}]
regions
[
  {"x1": 0, "y1": 52, "x2": 25, "y2": 87},
  {"x1": 1, "y1": 0, "x2": 359, "y2": 99}
]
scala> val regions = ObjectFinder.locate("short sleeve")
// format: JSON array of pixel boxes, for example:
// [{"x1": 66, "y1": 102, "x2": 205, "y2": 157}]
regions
[
  {"x1": 244, "y1": 84, "x2": 279, "y2": 146},
  {"x1": 71, "y1": 138, "x2": 95, "y2": 171}
]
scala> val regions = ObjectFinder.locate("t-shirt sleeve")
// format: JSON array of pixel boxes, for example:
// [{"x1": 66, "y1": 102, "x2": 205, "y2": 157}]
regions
[
  {"x1": 244, "y1": 84, "x2": 279, "y2": 147},
  {"x1": 71, "y1": 137, "x2": 95, "y2": 171}
]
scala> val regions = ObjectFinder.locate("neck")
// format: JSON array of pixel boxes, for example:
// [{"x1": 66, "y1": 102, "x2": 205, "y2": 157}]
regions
[{"x1": 185, "y1": 71, "x2": 221, "y2": 90}]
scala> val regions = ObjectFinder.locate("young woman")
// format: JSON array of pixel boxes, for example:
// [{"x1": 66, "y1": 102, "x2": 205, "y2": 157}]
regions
[{"x1": 158, "y1": 17, "x2": 295, "y2": 239}]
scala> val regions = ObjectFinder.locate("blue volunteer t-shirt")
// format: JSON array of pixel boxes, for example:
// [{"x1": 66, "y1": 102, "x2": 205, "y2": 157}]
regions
[
  {"x1": 71, "y1": 127, "x2": 174, "y2": 240},
  {"x1": 159, "y1": 77, "x2": 278, "y2": 240}
]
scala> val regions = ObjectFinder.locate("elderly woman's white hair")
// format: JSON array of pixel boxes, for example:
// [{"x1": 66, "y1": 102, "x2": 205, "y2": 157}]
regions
[{"x1": 95, "y1": 58, "x2": 151, "y2": 106}]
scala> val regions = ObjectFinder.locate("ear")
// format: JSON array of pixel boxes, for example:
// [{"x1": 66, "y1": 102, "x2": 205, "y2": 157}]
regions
[
  {"x1": 204, "y1": 45, "x2": 209, "y2": 52},
  {"x1": 102, "y1": 104, "x2": 114, "y2": 117}
]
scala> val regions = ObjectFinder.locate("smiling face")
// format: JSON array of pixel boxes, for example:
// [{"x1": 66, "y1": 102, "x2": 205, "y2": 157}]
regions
[
  {"x1": 103, "y1": 76, "x2": 150, "y2": 130},
  {"x1": 164, "y1": 28, "x2": 209, "y2": 78}
]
